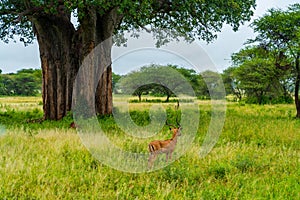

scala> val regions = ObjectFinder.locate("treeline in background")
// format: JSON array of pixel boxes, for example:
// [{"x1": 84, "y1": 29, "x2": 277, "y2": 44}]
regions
[
  {"x1": 0, "y1": 68, "x2": 42, "y2": 96},
  {"x1": 115, "y1": 61, "x2": 294, "y2": 105},
  {"x1": 0, "y1": 63, "x2": 295, "y2": 105}
]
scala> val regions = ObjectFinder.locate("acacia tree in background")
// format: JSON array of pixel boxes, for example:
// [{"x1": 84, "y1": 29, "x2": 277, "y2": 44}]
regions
[
  {"x1": 0, "y1": 69, "x2": 42, "y2": 96},
  {"x1": 0, "y1": 0, "x2": 256, "y2": 120},
  {"x1": 118, "y1": 65, "x2": 188, "y2": 102},
  {"x1": 250, "y1": 4, "x2": 300, "y2": 116},
  {"x1": 222, "y1": 66, "x2": 244, "y2": 101},
  {"x1": 229, "y1": 46, "x2": 292, "y2": 104},
  {"x1": 198, "y1": 70, "x2": 225, "y2": 100}
]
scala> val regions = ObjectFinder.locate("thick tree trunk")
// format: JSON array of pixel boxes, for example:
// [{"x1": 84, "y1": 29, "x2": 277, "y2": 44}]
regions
[
  {"x1": 294, "y1": 53, "x2": 300, "y2": 118},
  {"x1": 31, "y1": 7, "x2": 121, "y2": 120},
  {"x1": 33, "y1": 15, "x2": 78, "y2": 120},
  {"x1": 95, "y1": 65, "x2": 113, "y2": 115},
  {"x1": 94, "y1": 9, "x2": 121, "y2": 116},
  {"x1": 75, "y1": 7, "x2": 120, "y2": 117}
]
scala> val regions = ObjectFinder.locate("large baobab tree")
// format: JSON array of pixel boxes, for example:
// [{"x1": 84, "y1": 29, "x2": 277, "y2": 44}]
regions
[{"x1": 0, "y1": 0, "x2": 256, "y2": 120}]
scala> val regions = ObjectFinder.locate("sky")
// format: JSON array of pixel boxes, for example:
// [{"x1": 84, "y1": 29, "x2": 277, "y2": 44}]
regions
[{"x1": 0, "y1": 0, "x2": 299, "y2": 74}]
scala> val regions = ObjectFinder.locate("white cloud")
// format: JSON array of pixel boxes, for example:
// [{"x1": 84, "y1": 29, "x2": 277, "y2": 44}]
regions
[{"x1": 0, "y1": 41, "x2": 40, "y2": 73}]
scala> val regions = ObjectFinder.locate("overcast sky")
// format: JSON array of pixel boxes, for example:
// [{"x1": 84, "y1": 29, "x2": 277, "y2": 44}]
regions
[{"x1": 0, "y1": 0, "x2": 299, "y2": 74}]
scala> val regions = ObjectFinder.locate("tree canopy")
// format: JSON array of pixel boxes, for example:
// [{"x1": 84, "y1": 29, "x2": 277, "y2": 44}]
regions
[
  {"x1": 0, "y1": 68, "x2": 42, "y2": 96},
  {"x1": 229, "y1": 46, "x2": 292, "y2": 104},
  {"x1": 249, "y1": 3, "x2": 300, "y2": 115},
  {"x1": 0, "y1": 0, "x2": 257, "y2": 45},
  {"x1": 118, "y1": 64, "x2": 196, "y2": 102},
  {"x1": 222, "y1": 4, "x2": 300, "y2": 107}
]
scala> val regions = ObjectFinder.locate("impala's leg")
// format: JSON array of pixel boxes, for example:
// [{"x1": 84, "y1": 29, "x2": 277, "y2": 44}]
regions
[
  {"x1": 166, "y1": 153, "x2": 169, "y2": 162},
  {"x1": 148, "y1": 153, "x2": 153, "y2": 168},
  {"x1": 148, "y1": 153, "x2": 156, "y2": 169},
  {"x1": 169, "y1": 152, "x2": 172, "y2": 161}
]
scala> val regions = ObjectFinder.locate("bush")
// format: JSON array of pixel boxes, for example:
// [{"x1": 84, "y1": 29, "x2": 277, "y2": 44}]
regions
[
  {"x1": 245, "y1": 95, "x2": 293, "y2": 105},
  {"x1": 129, "y1": 98, "x2": 194, "y2": 103}
]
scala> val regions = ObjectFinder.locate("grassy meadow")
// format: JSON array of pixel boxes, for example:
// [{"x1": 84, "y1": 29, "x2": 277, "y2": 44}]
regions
[{"x1": 0, "y1": 96, "x2": 299, "y2": 199}]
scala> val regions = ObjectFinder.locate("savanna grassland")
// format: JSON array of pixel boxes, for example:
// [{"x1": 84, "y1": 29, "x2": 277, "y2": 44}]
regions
[{"x1": 0, "y1": 97, "x2": 299, "y2": 199}]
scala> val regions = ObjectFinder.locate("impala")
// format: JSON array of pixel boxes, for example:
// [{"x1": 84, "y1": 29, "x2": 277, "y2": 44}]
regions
[{"x1": 148, "y1": 121, "x2": 182, "y2": 169}]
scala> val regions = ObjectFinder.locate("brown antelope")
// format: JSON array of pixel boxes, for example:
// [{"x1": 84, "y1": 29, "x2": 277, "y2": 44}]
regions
[{"x1": 148, "y1": 121, "x2": 182, "y2": 169}]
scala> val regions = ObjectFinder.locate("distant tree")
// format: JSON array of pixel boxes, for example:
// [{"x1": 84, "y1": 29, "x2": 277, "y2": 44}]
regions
[
  {"x1": 231, "y1": 46, "x2": 292, "y2": 104},
  {"x1": 0, "y1": 68, "x2": 42, "y2": 96},
  {"x1": 32, "y1": 69, "x2": 42, "y2": 92},
  {"x1": 133, "y1": 84, "x2": 151, "y2": 102},
  {"x1": 119, "y1": 70, "x2": 145, "y2": 101},
  {"x1": 198, "y1": 70, "x2": 225, "y2": 99},
  {"x1": 0, "y1": 75, "x2": 14, "y2": 95},
  {"x1": 250, "y1": 4, "x2": 300, "y2": 115},
  {"x1": 16, "y1": 68, "x2": 42, "y2": 93},
  {"x1": 170, "y1": 65, "x2": 201, "y2": 96},
  {"x1": 14, "y1": 73, "x2": 38, "y2": 96},
  {"x1": 152, "y1": 84, "x2": 174, "y2": 102},
  {"x1": 222, "y1": 66, "x2": 244, "y2": 101},
  {"x1": 118, "y1": 64, "x2": 194, "y2": 101},
  {"x1": 112, "y1": 73, "x2": 122, "y2": 94}
]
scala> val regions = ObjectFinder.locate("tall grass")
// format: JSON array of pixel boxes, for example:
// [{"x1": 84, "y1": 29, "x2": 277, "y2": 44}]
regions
[
  {"x1": 0, "y1": 96, "x2": 42, "y2": 112},
  {"x1": 0, "y1": 97, "x2": 299, "y2": 199}
]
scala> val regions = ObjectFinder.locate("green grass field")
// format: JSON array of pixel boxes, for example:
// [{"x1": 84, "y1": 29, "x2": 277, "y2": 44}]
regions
[{"x1": 0, "y1": 97, "x2": 299, "y2": 199}]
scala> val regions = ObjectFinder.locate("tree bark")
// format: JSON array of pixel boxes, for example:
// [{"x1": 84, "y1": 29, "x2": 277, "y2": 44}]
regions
[
  {"x1": 33, "y1": 15, "x2": 78, "y2": 120},
  {"x1": 166, "y1": 95, "x2": 170, "y2": 102},
  {"x1": 94, "y1": 9, "x2": 121, "y2": 116},
  {"x1": 74, "y1": 7, "x2": 121, "y2": 117},
  {"x1": 31, "y1": 7, "x2": 121, "y2": 120},
  {"x1": 95, "y1": 65, "x2": 113, "y2": 115}
]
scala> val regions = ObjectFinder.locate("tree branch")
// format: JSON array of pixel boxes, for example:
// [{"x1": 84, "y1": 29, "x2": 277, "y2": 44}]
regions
[
  {"x1": 13, "y1": 7, "x2": 43, "y2": 22},
  {"x1": 136, "y1": 22, "x2": 152, "y2": 33},
  {"x1": 0, "y1": 9, "x2": 18, "y2": 16}
]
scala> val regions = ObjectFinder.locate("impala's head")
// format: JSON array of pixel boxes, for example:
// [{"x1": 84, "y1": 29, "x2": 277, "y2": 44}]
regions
[
  {"x1": 166, "y1": 114, "x2": 181, "y2": 136},
  {"x1": 171, "y1": 126, "x2": 182, "y2": 136}
]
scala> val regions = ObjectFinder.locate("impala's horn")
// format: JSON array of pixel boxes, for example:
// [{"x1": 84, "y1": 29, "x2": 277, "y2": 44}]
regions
[
  {"x1": 166, "y1": 120, "x2": 176, "y2": 130},
  {"x1": 176, "y1": 112, "x2": 181, "y2": 128}
]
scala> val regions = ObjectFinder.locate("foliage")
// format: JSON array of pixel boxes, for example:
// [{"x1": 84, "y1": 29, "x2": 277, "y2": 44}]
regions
[
  {"x1": 0, "y1": 0, "x2": 257, "y2": 46},
  {"x1": 118, "y1": 64, "x2": 197, "y2": 101},
  {"x1": 0, "y1": 97, "x2": 299, "y2": 199},
  {"x1": 112, "y1": 72, "x2": 122, "y2": 94},
  {"x1": 222, "y1": 66, "x2": 244, "y2": 101},
  {"x1": 250, "y1": 4, "x2": 300, "y2": 52},
  {"x1": 0, "y1": 68, "x2": 42, "y2": 96},
  {"x1": 227, "y1": 45, "x2": 293, "y2": 104},
  {"x1": 224, "y1": 3, "x2": 300, "y2": 107},
  {"x1": 117, "y1": 64, "x2": 226, "y2": 101},
  {"x1": 169, "y1": 66, "x2": 201, "y2": 96},
  {"x1": 198, "y1": 70, "x2": 226, "y2": 100},
  {"x1": 129, "y1": 98, "x2": 193, "y2": 104},
  {"x1": 249, "y1": 3, "x2": 300, "y2": 114}
]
